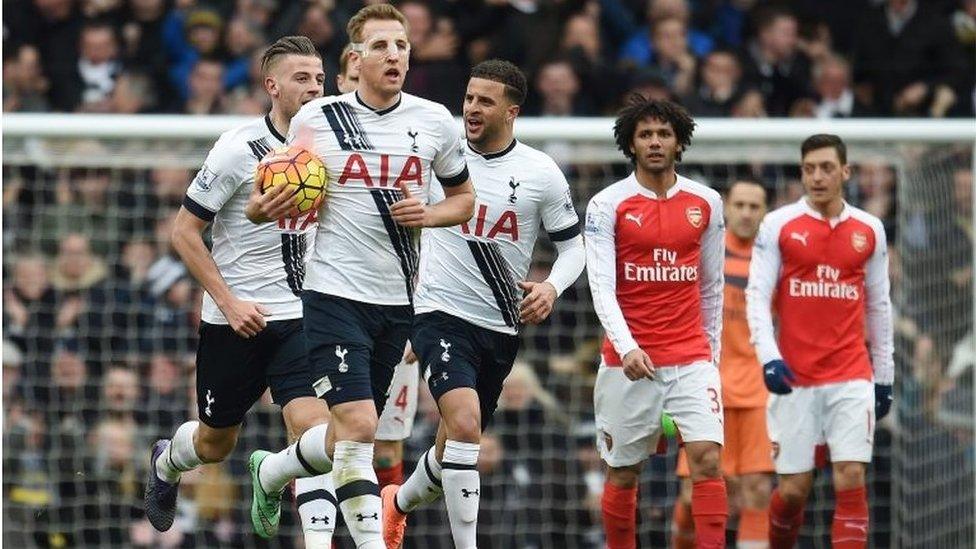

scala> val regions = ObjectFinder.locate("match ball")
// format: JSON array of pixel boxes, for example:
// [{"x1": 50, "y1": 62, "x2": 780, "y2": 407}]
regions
[{"x1": 255, "y1": 146, "x2": 327, "y2": 213}]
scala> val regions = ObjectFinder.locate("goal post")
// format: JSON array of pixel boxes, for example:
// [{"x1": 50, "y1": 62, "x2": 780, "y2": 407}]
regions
[{"x1": 2, "y1": 114, "x2": 973, "y2": 548}]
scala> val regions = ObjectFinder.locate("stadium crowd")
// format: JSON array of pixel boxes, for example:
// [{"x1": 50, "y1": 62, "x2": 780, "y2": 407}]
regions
[
  {"x1": 2, "y1": 0, "x2": 975, "y2": 547},
  {"x1": 3, "y1": 0, "x2": 976, "y2": 117}
]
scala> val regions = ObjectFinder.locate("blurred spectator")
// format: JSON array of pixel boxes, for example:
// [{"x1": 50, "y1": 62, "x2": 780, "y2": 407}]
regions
[
  {"x1": 3, "y1": 45, "x2": 51, "y2": 112},
  {"x1": 5, "y1": 0, "x2": 84, "y2": 112},
  {"x1": 622, "y1": 68, "x2": 675, "y2": 103},
  {"x1": 111, "y1": 70, "x2": 161, "y2": 113},
  {"x1": 853, "y1": 0, "x2": 964, "y2": 117},
  {"x1": 811, "y1": 54, "x2": 874, "y2": 118},
  {"x1": 741, "y1": 6, "x2": 812, "y2": 116},
  {"x1": 144, "y1": 353, "x2": 188, "y2": 438},
  {"x1": 681, "y1": 48, "x2": 749, "y2": 117},
  {"x1": 74, "y1": 22, "x2": 122, "y2": 112},
  {"x1": 33, "y1": 167, "x2": 127, "y2": 257},
  {"x1": 619, "y1": 0, "x2": 713, "y2": 69},
  {"x1": 295, "y1": 3, "x2": 343, "y2": 82},
  {"x1": 3, "y1": 339, "x2": 24, "y2": 404},
  {"x1": 119, "y1": 0, "x2": 170, "y2": 100},
  {"x1": 183, "y1": 58, "x2": 228, "y2": 114},
  {"x1": 645, "y1": 16, "x2": 698, "y2": 96},
  {"x1": 87, "y1": 418, "x2": 144, "y2": 545},
  {"x1": 528, "y1": 58, "x2": 595, "y2": 116},
  {"x1": 560, "y1": 11, "x2": 622, "y2": 114},
  {"x1": 40, "y1": 348, "x2": 99, "y2": 430},
  {"x1": 952, "y1": 0, "x2": 976, "y2": 116},
  {"x1": 166, "y1": 7, "x2": 249, "y2": 105},
  {"x1": 101, "y1": 365, "x2": 142, "y2": 423},
  {"x1": 4, "y1": 255, "x2": 57, "y2": 361},
  {"x1": 401, "y1": 0, "x2": 468, "y2": 113},
  {"x1": 51, "y1": 233, "x2": 108, "y2": 295}
]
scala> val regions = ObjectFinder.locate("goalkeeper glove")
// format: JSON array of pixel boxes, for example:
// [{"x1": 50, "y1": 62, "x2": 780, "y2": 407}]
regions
[
  {"x1": 763, "y1": 359, "x2": 795, "y2": 395},
  {"x1": 875, "y1": 384, "x2": 893, "y2": 420}
]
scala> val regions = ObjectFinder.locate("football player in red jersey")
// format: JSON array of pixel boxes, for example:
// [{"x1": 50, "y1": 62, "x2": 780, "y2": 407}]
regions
[
  {"x1": 585, "y1": 96, "x2": 727, "y2": 548},
  {"x1": 746, "y1": 134, "x2": 893, "y2": 549}
]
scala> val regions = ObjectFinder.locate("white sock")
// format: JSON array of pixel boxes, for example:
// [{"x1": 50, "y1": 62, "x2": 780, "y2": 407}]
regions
[
  {"x1": 333, "y1": 440, "x2": 384, "y2": 548},
  {"x1": 258, "y1": 423, "x2": 332, "y2": 494},
  {"x1": 396, "y1": 447, "x2": 444, "y2": 513},
  {"x1": 296, "y1": 474, "x2": 337, "y2": 548},
  {"x1": 155, "y1": 421, "x2": 203, "y2": 483},
  {"x1": 441, "y1": 440, "x2": 480, "y2": 549}
]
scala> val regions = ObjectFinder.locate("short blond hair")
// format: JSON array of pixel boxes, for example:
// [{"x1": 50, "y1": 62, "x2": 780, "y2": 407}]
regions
[{"x1": 346, "y1": 4, "x2": 409, "y2": 44}]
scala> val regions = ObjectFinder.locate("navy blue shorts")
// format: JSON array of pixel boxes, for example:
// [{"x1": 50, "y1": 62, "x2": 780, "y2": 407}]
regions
[
  {"x1": 195, "y1": 319, "x2": 314, "y2": 429},
  {"x1": 303, "y1": 291, "x2": 412, "y2": 414},
  {"x1": 412, "y1": 311, "x2": 520, "y2": 430}
]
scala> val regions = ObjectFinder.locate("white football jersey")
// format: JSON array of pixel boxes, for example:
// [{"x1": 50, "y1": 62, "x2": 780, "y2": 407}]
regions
[
  {"x1": 414, "y1": 140, "x2": 581, "y2": 334},
  {"x1": 184, "y1": 115, "x2": 317, "y2": 325},
  {"x1": 289, "y1": 91, "x2": 468, "y2": 306}
]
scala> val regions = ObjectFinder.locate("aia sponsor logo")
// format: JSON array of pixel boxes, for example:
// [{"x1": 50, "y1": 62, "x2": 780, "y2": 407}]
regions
[
  {"x1": 686, "y1": 206, "x2": 703, "y2": 228},
  {"x1": 461, "y1": 204, "x2": 519, "y2": 241},
  {"x1": 851, "y1": 231, "x2": 868, "y2": 253}
]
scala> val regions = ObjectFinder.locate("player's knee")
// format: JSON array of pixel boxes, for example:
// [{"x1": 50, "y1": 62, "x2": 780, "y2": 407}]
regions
[
  {"x1": 444, "y1": 411, "x2": 481, "y2": 443},
  {"x1": 832, "y1": 461, "x2": 866, "y2": 490},
  {"x1": 688, "y1": 444, "x2": 722, "y2": 480},
  {"x1": 195, "y1": 427, "x2": 238, "y2": 463},
  {"x1": 777, "y1": 474, "x2": 813, "y2": 506},
  {"x1": 741, "y1": 474, "x2": 772, "y2": 509},
  {"x1": 332, "y1": 403, "x2": 378, "y2": 442},
  {"x1": 282, "y1": 398, "x2": 330, "y2": 440},
  {"x1": 606, "y1": 464, "x2": 641, "y2": 488}
]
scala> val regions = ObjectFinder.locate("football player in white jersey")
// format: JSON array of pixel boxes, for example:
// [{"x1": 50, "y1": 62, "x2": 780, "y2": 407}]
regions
[
  {"x1": 337, "y1": 38, "x2": 420, "y2": 493},
  {"x1": 144, "y1": 36, "x2": 338, "y2": 547},
  {"x1": 246, "y1": 6, "x2": 475, "y2": 548},
  {"x1": 380, "y1": 59, "x2": 587, "y2": 549}
]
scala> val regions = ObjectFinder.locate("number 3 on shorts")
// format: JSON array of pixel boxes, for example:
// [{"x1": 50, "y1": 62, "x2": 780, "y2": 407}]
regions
[{"x1": 707, "y1": 387, "x2": 721, "y2": 415}]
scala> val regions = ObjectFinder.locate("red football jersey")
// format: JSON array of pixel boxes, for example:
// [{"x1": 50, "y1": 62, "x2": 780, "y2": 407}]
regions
[
  {"x1": 746, "y1": 199, "x2": 894, "y2": 386},
  {"x1": 585, "y1": 173, "x2": 724, "y2": 367}
]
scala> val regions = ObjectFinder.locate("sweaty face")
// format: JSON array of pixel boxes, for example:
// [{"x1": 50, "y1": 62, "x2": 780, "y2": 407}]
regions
[
  {"x1": 725, "y1": 183, "x2": 767, "y2": 239},
  {"x1": 631, "y1": 117, "x2": 680, "y2": 175},
  {"x1": 801, "y1": 146, "x2": 850, "y2": 210},
  {"x1": 354, "y1": 19, "x2": 410, "y2": 98},
  {"x1": 268, "y1": 54, "x2": 325, "y2": 119},
  {"x1": 463, "y1": 77, "x2": 515, "y2": 148}
]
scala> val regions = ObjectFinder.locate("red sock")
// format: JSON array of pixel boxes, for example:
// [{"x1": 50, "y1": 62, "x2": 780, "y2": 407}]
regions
[
  {"x1": 738, "y1": 507, "x2": 769, "y2": 544},
  {"x1": 691, "y1": 478, "x2": 727, "y2": 549},
  {"x1": 832, "y1": 486, "x2": 868, "y2": 548},
  {"x1": 375, "y1": 462, "x2": 403, "y2": 488},
  {"x1": 601, "y1": 482, "x2": 637, "y2": 549},
  {"x1": 671, "y1": 499, "x2": 696, "y2": 549},
  {"x1": 769, "y1": 489, "x2": 804, "y2": 549}
]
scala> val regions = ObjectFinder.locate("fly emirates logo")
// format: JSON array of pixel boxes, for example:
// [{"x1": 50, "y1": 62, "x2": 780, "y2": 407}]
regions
[
  {"x1": 788, "y1": 264, "x2": 859, "y2": 300},
  {"x1": 623, "y1": 248, "x2": 698, "y2": 283}
]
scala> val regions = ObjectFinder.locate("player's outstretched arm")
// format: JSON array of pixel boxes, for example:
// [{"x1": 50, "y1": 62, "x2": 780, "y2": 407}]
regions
[
  {"x1": 865, "y1": 220, "x2": 894, "y2": 418},
  {"x1": 390, "y1": 179, "x2": 475, "y2": 228},
  {"x1": 171, "y1": 207, "x2": 269, "y2": 338}
]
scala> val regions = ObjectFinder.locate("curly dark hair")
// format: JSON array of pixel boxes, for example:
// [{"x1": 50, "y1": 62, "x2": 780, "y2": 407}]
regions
[
  {"x1": 613, "y1": 95, "x2": 696, "y2": 164},
  {"x1": 470, "y1": 59, "x2": 527, "y2": 106}
]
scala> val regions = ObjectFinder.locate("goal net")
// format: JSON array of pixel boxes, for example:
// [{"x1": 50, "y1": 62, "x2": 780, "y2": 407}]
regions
[{"x1": 2, "y1": 115, "x2": 973, "y2": 548}]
